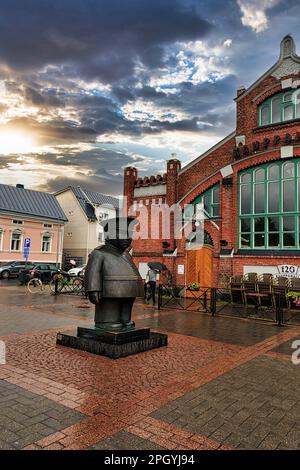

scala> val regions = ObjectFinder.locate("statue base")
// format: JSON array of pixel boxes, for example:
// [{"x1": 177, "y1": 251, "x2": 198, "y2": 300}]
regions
[{"x1": 56, "y1": 327, "x2": 168, "y2": 359}]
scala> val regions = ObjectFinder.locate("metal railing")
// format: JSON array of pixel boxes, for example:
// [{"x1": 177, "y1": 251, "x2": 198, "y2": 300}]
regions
[
  {"x1": 158, "y1": 285, "x2": 211, "y2": 312},
  {"x1": 157, "y1": 284, "x2": 297, "y2": 326},
  {"x1": 53, "y1": 276, "x2": 86, "y2": 296}
]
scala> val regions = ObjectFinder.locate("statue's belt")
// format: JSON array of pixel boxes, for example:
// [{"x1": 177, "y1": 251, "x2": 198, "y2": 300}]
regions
[{"x1": 103, "y1": 275, "x2": 142, "y2": 281}]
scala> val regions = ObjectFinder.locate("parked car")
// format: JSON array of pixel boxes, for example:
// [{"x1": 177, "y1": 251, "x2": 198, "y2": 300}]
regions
[
  {"x1": 0, "y1": 261, "x2": 35, "y2": 279},
  {"x1": 67, "y1": 265, "x2": 86, "y2": 277},
  {"x1": 19, "y1": 263, "x2": 69, "y2": 284}
]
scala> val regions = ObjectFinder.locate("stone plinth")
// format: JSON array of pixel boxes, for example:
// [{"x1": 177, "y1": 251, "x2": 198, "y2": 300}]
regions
[{"x1": 56, "y1": 327, "x2": 168, "y2": 359}]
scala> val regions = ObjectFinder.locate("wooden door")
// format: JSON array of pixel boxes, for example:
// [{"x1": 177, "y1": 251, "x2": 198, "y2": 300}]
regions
[{"x1": 186, "y1": 246, "x2": 213, "y2": 287}]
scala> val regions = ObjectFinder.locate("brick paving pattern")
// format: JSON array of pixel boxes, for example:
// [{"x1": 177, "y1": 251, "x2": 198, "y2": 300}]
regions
[
  {"x1": 137, "y1": 310, "x2": 282, "y2": 346},
  {"x1": 271, "y1": 338, "x2": 297, "y2": 356},
  {"x1": 0, "y1": 379, "x2": 84, "y2": 449},
  {"x1": 151, "y1": 355, "x2": 300, "y2": 449},
  {"x1": 90, "y1": 431, "x2": 166, "y2": 450},
  {"x1": 0, "y1": 286, "x2": 300, "y2": 450}
]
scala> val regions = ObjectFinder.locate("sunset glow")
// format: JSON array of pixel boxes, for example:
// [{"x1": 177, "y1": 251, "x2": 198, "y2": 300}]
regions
[{"x1": 0, "y1": 132, "x2": 34, "y2": 155}]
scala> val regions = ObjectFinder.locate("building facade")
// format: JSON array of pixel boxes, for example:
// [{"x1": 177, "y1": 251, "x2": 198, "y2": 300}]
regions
[
  {"x1": 124, "y1": 35, "x2": 300, "y2": 286},
  {"x1": 0, "y1": 184, "x2": 67, "y2": 265},
  {"x1": 55, "y1": 186, "x2": 119, "y2": 266}
]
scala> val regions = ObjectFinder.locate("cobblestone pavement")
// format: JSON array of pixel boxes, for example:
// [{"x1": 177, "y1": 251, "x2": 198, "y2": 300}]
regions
[{"x1": 0, "y1": 285, "x2": 300, "y2": 450}]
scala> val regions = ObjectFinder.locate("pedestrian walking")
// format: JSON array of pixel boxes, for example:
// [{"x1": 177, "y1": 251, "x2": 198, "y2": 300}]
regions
[
  {"x1": 144, "y1": 271, "x2": 150, "y2": 302},
  {"x1": 146, "y1": 267, "x2": 157, "y2": 305}
]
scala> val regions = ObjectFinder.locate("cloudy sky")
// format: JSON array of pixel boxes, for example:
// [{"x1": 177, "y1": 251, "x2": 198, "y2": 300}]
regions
[{"x1": 0, "y1": 0, "x2": 299, "y2": 195}]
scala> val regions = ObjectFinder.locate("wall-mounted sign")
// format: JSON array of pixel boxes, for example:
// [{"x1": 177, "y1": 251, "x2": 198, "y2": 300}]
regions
[
  {"x1": 244, "y1": 265, "x2": 299, "y2": 277},
  {"x1": 24, "y1": 237, "x2": 31, "y2": 260},
  {"x1": 232, "y1": 131, "x2": 300, "y2": 160},
  {"x1": 178, "y1": 264, "x2": 185, "y2": 275},
  {"x1": 277, "y1": 265, "x2": 299, "y2": 277}
]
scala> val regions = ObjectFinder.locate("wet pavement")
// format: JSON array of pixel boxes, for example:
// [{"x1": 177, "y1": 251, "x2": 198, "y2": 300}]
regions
[{"x1": 0, "y1": 284, "x2": 300, "y2": 450}]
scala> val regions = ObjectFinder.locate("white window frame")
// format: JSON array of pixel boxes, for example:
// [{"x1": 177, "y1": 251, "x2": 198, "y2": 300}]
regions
[
  {"x1": 0, "y1": 229, "x2": 3, "y2": 251},
  {"x1": 97, "y1": 231, "x2": 104, "y2": 244},
  {"x1": 10, "y1": 229, "x2": 22, "y2": 252},
  {"x1": 41, "y1": 232, "x2": 52, "y2": 253},
  {"x1": 12, "y1": 219, "x2": 23, "y2": 225},
  {"x1": 43, "y1": 223, "x2": 53, "y2": 228},
  {"x1": 98, "y1": 212, "x2": 109, "y2": 223}
]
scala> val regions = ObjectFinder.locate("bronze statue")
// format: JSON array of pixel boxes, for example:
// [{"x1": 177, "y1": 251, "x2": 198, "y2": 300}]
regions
[{"x1": 85, "y1": 217, "x2": 144, "y2": 331}]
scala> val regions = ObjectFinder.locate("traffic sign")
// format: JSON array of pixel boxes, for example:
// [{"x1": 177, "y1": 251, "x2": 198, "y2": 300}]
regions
[
  {"x1": 24, "y1": 238, "x2": 31, "y2": 248},
  {"x1": 24, "y1": 238, "x2": 31, "y2": 260}
]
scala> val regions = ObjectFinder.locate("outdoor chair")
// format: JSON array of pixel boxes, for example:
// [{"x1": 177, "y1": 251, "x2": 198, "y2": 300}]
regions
[
  {"x1": 273, "y1": 276, "x2": 289, "y2": 309},
  {"x1": 256, "y1": 273, "x2": 275, "y2": 308},
  {"x1": 243, "y1": 273, "x2": 260, "y2": 308},
  {"x1": 229, "y1": 275, "x2": 245, "y2": 304}
]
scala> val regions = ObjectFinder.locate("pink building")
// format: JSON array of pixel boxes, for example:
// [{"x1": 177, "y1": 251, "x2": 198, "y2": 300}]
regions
[{"x1": 0, "y1": 184, "x2": 67, "y2": 266}]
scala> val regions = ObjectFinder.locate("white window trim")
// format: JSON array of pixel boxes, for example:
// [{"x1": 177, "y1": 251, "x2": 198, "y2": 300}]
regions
[
  {"x1": 12, "y1": 219, "x2": 23, "y2": 225},
  {"x1": 10, "y1": 229, "x2": 23, "y2": 252},
  {"x1": 41, "y1": 231, "x2": 52, "y2": 253},
  {"x1": 97, "y1": 230, "x2": 104, "y2": 244},
  {"x1": 0, "y1": 229, "x2": 3, "y2": 251}
]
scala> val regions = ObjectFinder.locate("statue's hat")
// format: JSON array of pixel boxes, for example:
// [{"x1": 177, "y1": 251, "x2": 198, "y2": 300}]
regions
[{"x1": 100, "y1": 216, "x2": 137, "y2": 238}]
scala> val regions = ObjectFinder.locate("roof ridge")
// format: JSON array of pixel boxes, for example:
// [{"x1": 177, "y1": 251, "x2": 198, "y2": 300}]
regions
[{"x1": 0, "y1": 183, "x2": 67, "y2": 221}]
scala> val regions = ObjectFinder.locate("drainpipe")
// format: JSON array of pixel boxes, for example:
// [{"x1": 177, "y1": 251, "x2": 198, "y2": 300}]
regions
[{"x1": 86, "y1": 220, "x2": 90, "y2": 264}]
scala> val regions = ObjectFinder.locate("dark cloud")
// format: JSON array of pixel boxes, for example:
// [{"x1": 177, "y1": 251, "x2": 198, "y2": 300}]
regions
[
  {"x1": 0, "y1": 0, "x2": 212, "y2": 82},
  {"x1": 1, "y1": 0, "x2": 300, "y2": 197},
  {"x1": 24, "y1": 86, "x2": 64, "y2": 107},
  {"x1": 0, "y1": 154, "x2": 20, "y2": 169},
  {"x1": 39, "y1": 173, "x2": 123, "y2": 196}
]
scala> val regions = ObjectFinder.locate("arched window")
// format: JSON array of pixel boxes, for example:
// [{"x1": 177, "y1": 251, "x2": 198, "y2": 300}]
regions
[
  {"x1": 41, "y1": 232, "x2": 52, "y2": 253},
  {"x1": 11, "y1": 229, "x2": 22, "y2": 251},
  {"x1": 191, "y1": 184, "x2": 220, "y2": 219},
  {"x1": 239, "y1": 159, "x2": 300, "y2": 249},
  {"x1": 258, "y1": 90, "x2": 300, "y2": 126}
]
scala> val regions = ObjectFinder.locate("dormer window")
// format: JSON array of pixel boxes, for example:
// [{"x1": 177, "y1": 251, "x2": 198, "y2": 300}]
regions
[{"x1": 258, "y1": 90, "x2": 300, "y2": 126}]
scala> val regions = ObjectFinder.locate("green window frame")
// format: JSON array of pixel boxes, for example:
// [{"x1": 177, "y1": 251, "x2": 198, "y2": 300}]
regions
[
  {"x1": 258, "y1": 90, "x2": 300, "y2": 126},
  {"x1": 239, "y1": 159, "x2": 300, "y2": 249},
  {"x1": 192, "y1": 184, "x2": 220, "y2": 219}
]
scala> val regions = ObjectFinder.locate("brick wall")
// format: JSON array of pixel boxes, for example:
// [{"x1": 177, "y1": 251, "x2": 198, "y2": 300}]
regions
[{"x1": 124, "y1": 38, "x2": 300, "y2": 286}]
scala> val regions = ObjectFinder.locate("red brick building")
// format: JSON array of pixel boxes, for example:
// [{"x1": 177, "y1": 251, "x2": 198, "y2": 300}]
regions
[{"x1": 124, "y1": 35, "x2": 300, "y2": 287}]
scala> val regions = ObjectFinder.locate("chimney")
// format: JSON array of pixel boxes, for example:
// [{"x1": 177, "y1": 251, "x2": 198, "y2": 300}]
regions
[
  {"x1": 237, "y1": 86, "x2": 246, "y2": 97},
  {"x1": 123, "y1": 167, "x2": 137, "y2": 215}
]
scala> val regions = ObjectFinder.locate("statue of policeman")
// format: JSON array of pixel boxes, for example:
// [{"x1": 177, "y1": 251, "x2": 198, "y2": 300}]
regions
[{"x1": 85, "y1": 217, "x2": 144, "y2": 331}]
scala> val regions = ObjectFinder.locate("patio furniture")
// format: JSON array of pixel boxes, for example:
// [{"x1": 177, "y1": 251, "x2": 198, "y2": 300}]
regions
[
  {"x1": 243, "y1": 273, "x2": 259, "y2": 308},
  {"x1": 256, "y1": 273, "x2": 275, "y2": 308},
  {"x1": 229, "y1": 275, "x2": 245, "y2": 304},
  {"x1": 273, "y1": 276, "x2": 289, "y2": 309}
]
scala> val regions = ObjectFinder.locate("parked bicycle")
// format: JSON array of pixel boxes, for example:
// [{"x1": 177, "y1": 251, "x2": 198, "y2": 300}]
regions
[
  {"x1": 26, "y1": 270, "x2": 72, "y2": 294},
  {"x1": 27, "y1": 276, "x2": 53, "y2": 294}
]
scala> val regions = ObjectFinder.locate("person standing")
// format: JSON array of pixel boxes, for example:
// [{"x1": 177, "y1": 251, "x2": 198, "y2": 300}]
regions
[
  {"x1": 146, "y1": 267, "x2": 157, "y2": 305},
  {"x1": 144, "y1": 271, "x2": 149, "y2": 302}
]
